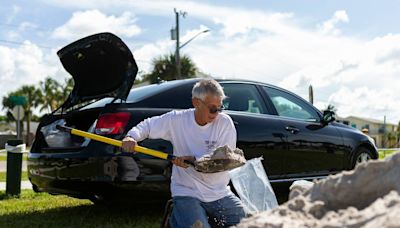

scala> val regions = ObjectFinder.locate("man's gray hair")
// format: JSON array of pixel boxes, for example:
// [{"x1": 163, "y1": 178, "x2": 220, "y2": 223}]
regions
[{"x1": 192, "y1": 79, "x2": 226, "y2": 101}]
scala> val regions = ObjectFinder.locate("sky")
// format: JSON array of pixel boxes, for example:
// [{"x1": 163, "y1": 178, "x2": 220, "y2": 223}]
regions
[{"x1": 0, "y1": 0, "x2": 399, "y2": 124}]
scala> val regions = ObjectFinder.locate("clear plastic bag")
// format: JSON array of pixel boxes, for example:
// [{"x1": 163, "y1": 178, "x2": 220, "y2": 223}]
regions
[
  {"x1": 229, "y1": 157, "x2": 278, "y2": 214},
  {"x1": 81, "y1": 120, "x2": 97, "y2": 147},
  {"x1": 40, "y1": 119, "x2": 73, "y2": 147}
]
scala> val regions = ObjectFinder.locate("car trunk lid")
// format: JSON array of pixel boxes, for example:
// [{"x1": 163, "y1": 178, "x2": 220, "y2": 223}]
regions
[{"x1": 57, "y1": 32, "x2": 138, "y2": 110}]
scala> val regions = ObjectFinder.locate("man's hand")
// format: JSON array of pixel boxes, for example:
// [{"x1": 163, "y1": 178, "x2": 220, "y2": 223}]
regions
[
  {"x1": 122, "y1": 136, "x2": 137, "y2": 153},
  {"x1": 172, "y1": 156, "x2": 195, "y2": 168}
]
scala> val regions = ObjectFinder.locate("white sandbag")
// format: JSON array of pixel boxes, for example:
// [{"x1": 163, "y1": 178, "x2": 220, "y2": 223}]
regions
[
  {"x1": 229, "y1": 157, "x2": 278, "y2": 214},
  {"x1": 40, "y1": 119, "x2": 73, "y2": 147}
]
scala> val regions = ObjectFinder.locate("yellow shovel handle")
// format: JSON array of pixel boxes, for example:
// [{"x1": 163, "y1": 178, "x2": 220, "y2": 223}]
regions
[{"x1": 56, "y1": 125, "x2": 169, "y2": 160}]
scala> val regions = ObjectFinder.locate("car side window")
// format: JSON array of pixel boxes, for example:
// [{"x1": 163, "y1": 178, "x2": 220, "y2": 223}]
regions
[
  {"x1": 263, "y1": 86, "x2": 319, "y2": 121},
  {"x1": 222, "y1": 83, "x2": 266, "y2": 114}
]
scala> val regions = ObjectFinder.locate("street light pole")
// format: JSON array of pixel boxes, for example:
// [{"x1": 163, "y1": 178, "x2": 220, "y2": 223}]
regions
[
  {"x1": 179, "y1": 29, "x2": 210, "y2": 49},
  {"x1": 174, "y1": 9, "x2": 182, "y2": 79},
  {"x1": 172, "y1": 9, "x2": 209, "y2": 79}
]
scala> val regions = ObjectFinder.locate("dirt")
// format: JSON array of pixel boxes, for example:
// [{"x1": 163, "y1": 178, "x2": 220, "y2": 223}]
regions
[
  {"x1": 194, "y1": 145, "x2": 246, "y2": 173},
  {"x1": 236, "y1": 151, "x2": 400, "y2": 228}
]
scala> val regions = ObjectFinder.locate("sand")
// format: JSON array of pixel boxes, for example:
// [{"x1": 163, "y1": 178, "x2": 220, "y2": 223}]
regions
[
  {"x1": 237, "y1": 151, "x2": 400, "y2": 228},
  {"x1": 194, "y1": 145, "x2": 246, "y2": 173}
]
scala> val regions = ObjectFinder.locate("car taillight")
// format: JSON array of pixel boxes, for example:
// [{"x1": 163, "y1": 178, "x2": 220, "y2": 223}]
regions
[{"x1": 95, "y1": 112, "x2": 131, "y2": 135}]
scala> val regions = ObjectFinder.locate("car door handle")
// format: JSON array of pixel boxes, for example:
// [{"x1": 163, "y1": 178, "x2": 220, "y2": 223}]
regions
[{"x1": 285, "y1": 126, "x2": 300, "y2": 134}]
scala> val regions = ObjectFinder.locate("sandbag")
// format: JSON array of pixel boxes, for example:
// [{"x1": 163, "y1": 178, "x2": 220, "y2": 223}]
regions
[{"x1": 229, "y1": 157, "x2": 278, "y2": 214}]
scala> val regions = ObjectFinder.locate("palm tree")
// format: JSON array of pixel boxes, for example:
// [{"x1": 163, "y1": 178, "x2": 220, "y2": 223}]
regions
[
  {"x1": 62, "y1": 78, "x2": 74, "y2": 101},
  {"x1": 144, "y1": 53, "x2": 197, "y2": 83},
  {"x1": 19, "y1": 85, "x2": 42, "y2": 144},
  {"x1": 40, "y1": 77, "x2": 63, "y2": 112},
  {"x1": 2, "y1": 91, "x2": 25, "y2": 137},
  {"x1": 2, "y1": 86, "x2": 42, "y2": 144}
]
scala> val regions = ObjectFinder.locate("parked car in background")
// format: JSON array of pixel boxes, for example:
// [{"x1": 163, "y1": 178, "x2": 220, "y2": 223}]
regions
[{"x1": 28, "y1": 33, "x2": 378, "y2": 203}]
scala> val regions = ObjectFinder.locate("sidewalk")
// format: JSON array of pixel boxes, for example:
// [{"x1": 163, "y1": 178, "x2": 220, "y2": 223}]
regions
[
  {"x1": 0, "y1": 161, "x2": 27, "y2": 172},
  {"x1": 0, "y1": 181, "x2": 32, "y2": 190}
]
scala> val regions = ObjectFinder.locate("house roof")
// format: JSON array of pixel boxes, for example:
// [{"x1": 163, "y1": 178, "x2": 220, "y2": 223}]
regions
[{"x1": 341, "y1": 116, "x2": 397, "y2": 126}]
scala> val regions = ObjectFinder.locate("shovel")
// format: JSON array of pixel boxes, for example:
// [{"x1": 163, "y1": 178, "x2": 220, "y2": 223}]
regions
[{"x1": 56, "y1": 125, "x2": 245, "y2": 173}]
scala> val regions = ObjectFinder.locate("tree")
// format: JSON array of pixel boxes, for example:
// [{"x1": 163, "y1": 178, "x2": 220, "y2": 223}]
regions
[
  {"x1": 143, "y1": 53, "x2": 197, "y2": 83},
  {"x1": 325, "y1": 104, "x2": 337, "y2": 112},
  {"x1": 19, "y1": 85, "x2": 43, "y2": 144},
  {"x1": 1, "y1": 77, "x2": 73, "y2": 144},
  {"x1": 2, "y1": 90, "x2": 25, "y2": 136},
  {"x1": 39, "y1": 77, "x2": 74, "y2": 112},
  {"x1": 397, "y1": 120, "x2": 400, "y2": 147},
  {"x1": 62, "y1": 77, "x2": 74, "y2": 101},
  {"x1": 40, "y1": 77, "x2": 64, "y2": 112},
  {"x1": 0, "y1": 115, "x2": 7, "y2": 122},
  {"x1": 2, "y1": 86, "x2": 42, "y2": 144}
]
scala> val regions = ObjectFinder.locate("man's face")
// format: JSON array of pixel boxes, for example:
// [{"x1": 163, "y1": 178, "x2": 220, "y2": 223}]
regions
[{"x1": 193, "y1": 95, "x2": 223, "y2": 124}]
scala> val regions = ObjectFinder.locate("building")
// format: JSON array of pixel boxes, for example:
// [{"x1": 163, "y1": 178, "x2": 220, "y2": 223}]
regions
[{"x1": 336, "y1": 116, "x2": 398, "y2": 148}]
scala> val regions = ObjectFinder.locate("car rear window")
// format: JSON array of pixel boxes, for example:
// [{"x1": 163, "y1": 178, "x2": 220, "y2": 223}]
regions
[
  {"x1": 80, "y1": 80, "x2": 187, "y2": 110},
  {"x1": 127, "y1": 80, "x2": 184, "y2": 102}
]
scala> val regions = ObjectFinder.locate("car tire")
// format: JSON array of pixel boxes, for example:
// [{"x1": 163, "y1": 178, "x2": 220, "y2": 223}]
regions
[
  {"x1": 89, "y1": 194, "x2": 110, "y2": 206},
  {"x1": 32, "y1": 183, "x2": 40, "y2": 193},
  {"x1": 352, "y1": 147, "x2": 374, "y2": 168}
]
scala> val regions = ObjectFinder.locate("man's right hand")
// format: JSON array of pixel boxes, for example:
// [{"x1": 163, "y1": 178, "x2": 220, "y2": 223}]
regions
[{"x1": 122, "y1": 136, "x2": 137, "y2": 152}]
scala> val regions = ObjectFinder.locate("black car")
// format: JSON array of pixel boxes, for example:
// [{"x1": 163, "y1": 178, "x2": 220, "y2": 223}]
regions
[{"x1": 28, "y1": 33, "x2": 378, "y2": 203}]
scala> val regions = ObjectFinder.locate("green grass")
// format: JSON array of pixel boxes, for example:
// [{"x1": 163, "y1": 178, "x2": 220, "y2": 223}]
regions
[
  {"x1": 0, "y1": 153, "x2": 27, "y2": 162},
  {"x1": 0, "y1": 171, "x2": 28, "y2": 182},
  {"x1": 378, "y1": 149, "x2": 399, "y2": 159},
  {"x1": 0, "y1": 190, "x2": 165, "y2": 227}
]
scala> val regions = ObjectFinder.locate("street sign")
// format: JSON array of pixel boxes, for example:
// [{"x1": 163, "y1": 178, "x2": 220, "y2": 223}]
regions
[
  {"x1": 11, "y1": 105, "x2": 24, "y2": 121},
  {"x1": 10, "y1": 96, "x2": 27, "y2": 106}
]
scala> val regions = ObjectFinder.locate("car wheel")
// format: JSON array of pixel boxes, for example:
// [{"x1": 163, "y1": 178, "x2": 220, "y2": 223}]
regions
[
  {"x1": 89, "y1": 194, "x2": 109, "y2": 206},
  {"x1": 353, "y1": 147, "x2": 373, "y2": 168},
  {"x1": 32, "y1": 183, "x2": 40, "y2": 193}
]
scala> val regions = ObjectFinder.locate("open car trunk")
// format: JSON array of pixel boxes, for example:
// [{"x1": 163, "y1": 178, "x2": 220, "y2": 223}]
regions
[
  {"x1": 31, "y1": 108, "x2": 102, "y2": 153},
  {"x1": 30, "y1": 32, "x2": 138, "y2": 154}
]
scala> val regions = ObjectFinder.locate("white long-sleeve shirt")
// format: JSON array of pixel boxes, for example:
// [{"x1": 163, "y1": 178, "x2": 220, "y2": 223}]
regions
[{"x1": 127, "y1": 108, "x2": 237, "y2": 202}]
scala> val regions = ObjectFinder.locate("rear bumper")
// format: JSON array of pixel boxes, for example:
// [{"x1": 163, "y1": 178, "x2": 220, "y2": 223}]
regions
[{"x1": 28, "y1": 151, "x2": 171, "y2": 199}]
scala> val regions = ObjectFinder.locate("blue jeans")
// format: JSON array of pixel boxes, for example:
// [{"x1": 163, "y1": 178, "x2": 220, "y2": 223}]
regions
[{"x1": 169, "y1": 195, "x2": 245, "y2": 228}]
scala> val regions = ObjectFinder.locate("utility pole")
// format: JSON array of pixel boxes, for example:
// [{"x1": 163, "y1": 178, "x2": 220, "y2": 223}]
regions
[
  {"x1": 175, "y1": 9, "x2": 181, "y2": 79},
  {"x1": 171, "y1": 9, "x2": 208, "y2": 79},
  {"x1": 308, "y1": 85, "x2": 314, "y2": 104},
  {"x1": 172, "y1": 9, "x2": 187, "y2": 79}
]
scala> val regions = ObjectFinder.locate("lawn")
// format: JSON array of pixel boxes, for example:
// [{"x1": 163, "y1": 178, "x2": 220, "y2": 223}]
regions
[
  {"x1": 0, "y1": 153, "x2": 27, "y2": 162},
  {"x1": 0, "y1": 171, "x2": 28, "y2": 182},
  {"x1": 0, "y1": 148, "x2": 397, "y2": 228},
  {"x1": 0, "y1": 190, "x2": 165, "y2": 227},
  {"x1": 378, "y1": 149, "x2": 399, "y2": 159}
]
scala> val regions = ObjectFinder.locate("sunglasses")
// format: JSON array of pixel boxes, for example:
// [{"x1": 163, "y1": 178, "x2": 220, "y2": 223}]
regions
[{"x1": 198, "y1": 99, "x2": 225, "y2": 114}]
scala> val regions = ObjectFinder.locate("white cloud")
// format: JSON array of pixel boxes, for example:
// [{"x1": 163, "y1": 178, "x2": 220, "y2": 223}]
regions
[
  {"x1": 319, "y1": 10, "x2": 349, "y2": 35},
  {"x1": 3, "y1": 1, "x2": 400, "y2": 123},
  {"x1": 0, "y1": 43, "x2": 64, "y2": 112},
  {"x1": 132, "y1": 39, "x2": 175, "y2": 73},
  {"x1": 52, "y1": 10, "x2": 141, "y2": 41},
  {"x1": 180, "y1": 25, "x2": 210, "y2": 47},
  {"x1": 6, "y1": 5, "x2": 20, "y2": 23},
  {"x1": 42, "y1": 0, "x2": 296, "y2": 37},
  {"x1": 4, "y1": 22, "x2": 40, "y2": 41},
  {"x1": 132, "y1": 25, "x2": 210, "y2": 73},
  {"x1": 18, "y1": 22, "x2": 38, "y2": 32},
  {"x1": 327, "y1": 87, "x2": 399, "y2": 124}
]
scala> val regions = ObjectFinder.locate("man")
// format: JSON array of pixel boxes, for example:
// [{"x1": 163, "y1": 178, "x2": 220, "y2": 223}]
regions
[{"x1": 122, "y1": 79, "x2": 245, "y2": 227}]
